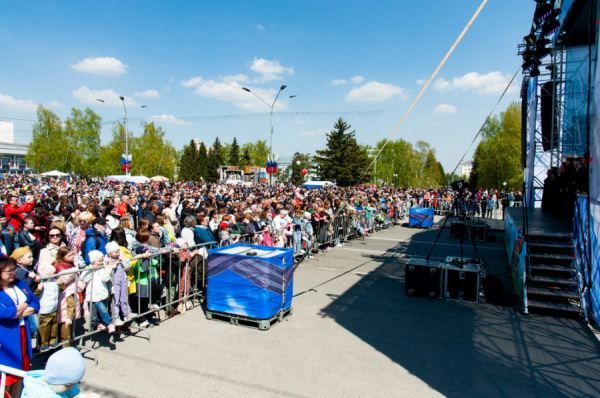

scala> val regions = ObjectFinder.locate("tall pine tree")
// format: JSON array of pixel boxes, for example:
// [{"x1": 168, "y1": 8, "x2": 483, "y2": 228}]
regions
[
  {"x1": 313, "y1": 118, "x2": 371, "y2": 186},
  {"x1": 229, "y1": 137, "x2": 240, "y2": 166},
  {"x1": 206, "y1": 137, "x2": 224, "y2": 182},
  {"x1": 197, "y1": 141, "x2": 208, "y2": 181},
  {"x1": 178, "y1": 139, "x2": 199, "y2": 181}
]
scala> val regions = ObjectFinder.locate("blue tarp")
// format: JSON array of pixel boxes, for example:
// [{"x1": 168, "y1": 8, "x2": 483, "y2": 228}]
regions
[
  {"x1": 206, "y1": 244, "x2": 294, "y2": 319},
  {"x1": 409, "y1": 207, "x2": 434, "y2": 228}
]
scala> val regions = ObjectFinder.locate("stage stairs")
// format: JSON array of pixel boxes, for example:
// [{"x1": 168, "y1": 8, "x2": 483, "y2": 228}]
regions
[{"x1": 524, "y1": 230, "x2": 587, "y2": 321}]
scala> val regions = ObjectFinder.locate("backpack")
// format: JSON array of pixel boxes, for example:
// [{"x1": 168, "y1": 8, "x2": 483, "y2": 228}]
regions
[{"x1": 80, "y1": 234, "x2": 101, "y2": 263}]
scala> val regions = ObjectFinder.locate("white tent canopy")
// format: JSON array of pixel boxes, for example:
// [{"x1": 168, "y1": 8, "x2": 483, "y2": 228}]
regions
[
  {"x1": 105, "y1": 175, "x2": 149, "y2": 184},
  {"x1": 39, "y1": 170, "x2": 68, "y2": 177}
]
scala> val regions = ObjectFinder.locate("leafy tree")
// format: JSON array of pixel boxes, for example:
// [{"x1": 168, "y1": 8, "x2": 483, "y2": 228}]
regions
[
  {"x1": 241, "y1": 140, "x2": 269, "y2": 167},
  {"x1": 229, "y1": 137, "x2": 240, "y2": 166},
  {"x1": 313, "y1": 118, "x2": 371, "y2": 186},
  {"x1": 97, "y1": 124, "x2": 127, "y2": 176},
  {"x1": 26, "y1": 106, "x2": 102, "y2": 175},
  {"x1": 129, "y1": 122, "x2": 176, "y2": 178},
  {"x1": 470, "y1": 101, "x2": 522, "y2": 190},
  {"x1": 64, "y1": 108, "x2": 102, "y2": 176}
]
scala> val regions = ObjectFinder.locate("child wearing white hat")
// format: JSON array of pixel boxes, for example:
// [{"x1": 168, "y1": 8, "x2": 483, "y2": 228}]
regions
[
  {"x1": 105, "y1": 241, "x2": 131, "y2": 326},
  {"x1": 81, "y1": 250, "x2": 115, "y2": 333},
  {"x1": 21, "y1": 347, "x2": 100, "y2": 398}
]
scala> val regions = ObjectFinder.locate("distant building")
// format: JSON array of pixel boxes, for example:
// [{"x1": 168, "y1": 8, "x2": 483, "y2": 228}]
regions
[
  {"x1": 0, "y1": 120, "x2": 31, "y2": 173},
  {"x1": 460, "y1": 161, "x2": 473, "y2": 179}
]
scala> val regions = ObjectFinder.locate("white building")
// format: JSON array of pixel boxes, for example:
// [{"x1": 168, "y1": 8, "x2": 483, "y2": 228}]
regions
[
  {"x1": 0, "y1": 120, "x2": 30, "y2": 173},
  {"x1": 460, "y1": 161, "x2": 473, "y2": 179}
]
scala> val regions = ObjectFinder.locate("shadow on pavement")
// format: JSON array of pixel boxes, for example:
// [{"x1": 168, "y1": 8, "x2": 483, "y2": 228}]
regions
[{"x1": 319, "y1": 226, "x2": 600, "y2": 398}]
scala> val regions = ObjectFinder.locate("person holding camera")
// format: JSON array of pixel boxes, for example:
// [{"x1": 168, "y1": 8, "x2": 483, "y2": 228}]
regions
[{"x1": 4, "y1": 194, "x2": 35, "y2": 230}]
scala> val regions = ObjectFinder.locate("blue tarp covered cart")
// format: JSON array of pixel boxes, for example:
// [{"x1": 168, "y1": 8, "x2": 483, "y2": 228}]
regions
[
  {"x1": 409, "y1": 207, "x2": 434, "y2": 228},
  {"x1": 206, "y1": 244, "x2": 294, "y2": 319}
]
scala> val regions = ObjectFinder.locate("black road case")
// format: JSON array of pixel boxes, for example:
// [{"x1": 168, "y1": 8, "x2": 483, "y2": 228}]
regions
[
  {"x1": 404, "y1": 258, "x2": 443, "y2": 299},
  {"x1": 450, "y1": 221, "x2": 468, "y2": 238},
  {"x1": 442, "y1": 257, "x2": 481, "y2": 303},
  {"x1": 469, "y1": 221, "x2": 489, "y2": 241}
]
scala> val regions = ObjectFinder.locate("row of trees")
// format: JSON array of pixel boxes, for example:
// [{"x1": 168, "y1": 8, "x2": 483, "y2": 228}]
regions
[
  {"x1": 26, "y1": 106, "x2": 177, "y2": 178},
  {"x1": 26, "y1": 103, "x2": 522, "y2": 189}
]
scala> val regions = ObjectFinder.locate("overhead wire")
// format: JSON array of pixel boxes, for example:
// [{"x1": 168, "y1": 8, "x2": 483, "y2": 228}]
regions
[
  {"x1": 448, "y1": 66, "x2": 520, "y2": 178},
  {"x1": 356, "y1": 0, "x2": 489, "y2": 185}
]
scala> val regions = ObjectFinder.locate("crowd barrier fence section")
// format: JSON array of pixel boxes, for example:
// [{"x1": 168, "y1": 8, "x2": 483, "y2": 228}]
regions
[
  {"x1": 26, "y1": 206, "x2": 409, "y2": 366},
  {"x1": 0, "y1": 364, "x2": 26, "y2": 397},
  {"x1": 34, "y1": 241, "x2": 216, "y2": 364}
]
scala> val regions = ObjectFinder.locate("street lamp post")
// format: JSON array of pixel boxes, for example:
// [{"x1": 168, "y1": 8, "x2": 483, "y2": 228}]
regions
[
  {"x1": 242, "y1": 85, "x2": 296, "y2": 185},
  {"x1": 96, "y1": 97, "x2": 147, "y2": 176}
]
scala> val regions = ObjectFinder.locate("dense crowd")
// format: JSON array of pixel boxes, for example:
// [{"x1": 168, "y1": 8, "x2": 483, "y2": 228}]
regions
[{"x1": 0, "y1": 174, "x2": 528, "y2": 397}]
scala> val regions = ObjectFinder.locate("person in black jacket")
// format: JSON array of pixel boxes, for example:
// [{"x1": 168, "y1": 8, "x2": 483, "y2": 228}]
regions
[{"x1": 17, "y1": 217, "x2": 41, "y2": 261}]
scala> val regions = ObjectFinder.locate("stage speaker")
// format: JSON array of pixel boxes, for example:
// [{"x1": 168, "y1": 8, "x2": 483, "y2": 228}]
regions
[
  {"x1": 540, "y1": 81, "x2": 558, "y2": 152},
  {"x1": 404, "y1": 259, "x2": 442, "y2": 299}
]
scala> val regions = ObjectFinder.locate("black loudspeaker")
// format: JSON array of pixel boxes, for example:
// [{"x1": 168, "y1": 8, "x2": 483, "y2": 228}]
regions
[
  {"x1": 450, "y1": 221, "x2": 467, "y2": 238},
  {"x1": 405, "y1": 259, "x2": 442, "y2": 299},
  {"x1": 540, "y1": 81, "x2": 558, "y2": 152}
]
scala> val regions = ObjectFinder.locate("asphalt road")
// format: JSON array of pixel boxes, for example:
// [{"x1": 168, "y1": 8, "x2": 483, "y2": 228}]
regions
[{"x1": 64, "y1": 217, "x2": 600, "y2": 398}]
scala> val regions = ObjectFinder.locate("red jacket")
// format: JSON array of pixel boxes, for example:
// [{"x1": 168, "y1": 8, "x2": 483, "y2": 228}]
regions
[{"x1": 4, "y1": 202, "x2": 35, "y2": 229}]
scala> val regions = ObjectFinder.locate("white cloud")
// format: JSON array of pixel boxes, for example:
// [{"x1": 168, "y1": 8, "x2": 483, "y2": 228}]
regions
[
  {"x1": 0, "y1": 93, "x2": 37, "y2": 113},
  {"x1": 331, "y1": 79, "x2": 347, "y2": 85},
  {"x1": 70, "y1": 57, "x2": 129, "y2": 77},
  {"x1": 73, "y1": 86, "x2": 138, "y2": 108},
  {"x1": 346, "y1": 81, "x2": 407, "y2": 102},
  {"x1": 350, "y1": 76, "x2": 365, "y2": 84},
  {"x1": 134, "y1": 90, "x2": 161, "y2": 99},
  {"x1": 44, "y1": 101, "x2": 65, "y2": 109},
  {"x1": 433, "y1": 71, "x2": 516, "y2": 95},
  {"x1": 221, "y1": 74, "x2": 250, "y2": 83},
  {"x1": 253, "y1": 24, "x2": 265, "y2": 30},
  {"x1": 165, "y1": 87, "x2": 171, "y2": 91},
  {"x1": 434, "y1": 104, "x2": 457, "y2": 115},
  {"x1": 298, "y1": 130, "x2": 316, "y2": 137},
  {"x1": 416, "y1": 79, "x2": 426, "y2": 85},
  {"x1": 181, "y1": 76, "x2": 284, "y2": 112},
  {"x1": 146, "y1": 115, "x2": 191, "y2": 126},
  {"x1": 169, "y1": 77, "x2": 174, "y2": 83},
  {"x1": 249, "y1": 58, "x2": 294, "y2": 82}
]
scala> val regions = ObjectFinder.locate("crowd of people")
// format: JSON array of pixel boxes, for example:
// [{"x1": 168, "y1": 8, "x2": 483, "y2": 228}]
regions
[
  {"x1": 542, "y1": 154, "x2": 589, "y2": 218},
  {"x1": 0, "y1": 173, "x2": 532, "y2": 397}
]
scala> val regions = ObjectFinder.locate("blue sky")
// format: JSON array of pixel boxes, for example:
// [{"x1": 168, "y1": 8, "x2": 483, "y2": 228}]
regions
[{"x1": 0, "y1": 0, "x2": 535, "y2": 172}]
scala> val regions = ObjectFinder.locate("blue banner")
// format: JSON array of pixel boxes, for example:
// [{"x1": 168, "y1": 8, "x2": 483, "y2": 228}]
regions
[{"x1": 409, "y1": 207, "x2": 434, "y2": 228}]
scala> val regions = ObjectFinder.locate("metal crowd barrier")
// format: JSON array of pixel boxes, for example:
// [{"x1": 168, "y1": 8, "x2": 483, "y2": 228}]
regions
[
  {"x1": 34, "y1": 241, "x2": 215, "y2": 365},
  {"x1": 1, "y1": 364, "x2": 26, "y2": 397}
]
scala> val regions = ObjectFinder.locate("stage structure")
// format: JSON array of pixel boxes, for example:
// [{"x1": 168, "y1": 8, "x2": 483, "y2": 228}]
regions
[{"x1": 515, "y1": 0, "x2": 599, "y2": 323}]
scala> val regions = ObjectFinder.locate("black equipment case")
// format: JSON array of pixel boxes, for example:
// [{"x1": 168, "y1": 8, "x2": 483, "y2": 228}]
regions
[{"x1": 404, "y1": 258, "x2": 443, "y2": 299}]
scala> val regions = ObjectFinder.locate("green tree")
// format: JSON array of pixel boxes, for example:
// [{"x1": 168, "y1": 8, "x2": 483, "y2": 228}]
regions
[
  {"x1": 240, "y1": 147, "x2": 252, "y2": 167},
  {"x1": 26, "y1": 106, "x2": 68, "y2": 173},
  {"x1": 313, "y1": 118, "x2": 371, "y2": 186},
  {"x1": 206, "y1": 137, "x2": 224, "y2": 182},
  {"x1": 241, "y1": 140, "x2": 269, "y2": 167},
  {"x1": 470, "y1": 101, "x2": 522, "y2": 190},
  {"x1": 229, "y1": 137, "x2": 240, "y2": 166},
  {"x1": 26, "y1": 106, "x2": 103, "y2": 175},
  {"x1": 97, "y1": 123, "x2": 128, "y2": 176},
  {"x1": 197, "y1": 141, "x2": 208, "y2": 181},
  {"x1": 178, "y1": 139, "x2": 199, "y2": 181},
  {"x1": 129, "y1": 122, "x2": 176, "y2": 178}
]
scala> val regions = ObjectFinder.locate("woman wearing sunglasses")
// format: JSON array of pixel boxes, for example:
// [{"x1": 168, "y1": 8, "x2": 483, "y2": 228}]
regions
[
  {"x1": 38, "y1": 227, "x2": 67, "y2": 269},
  {"x1": 0, "y1": 256, "x2": 40, "y2": 398}
]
